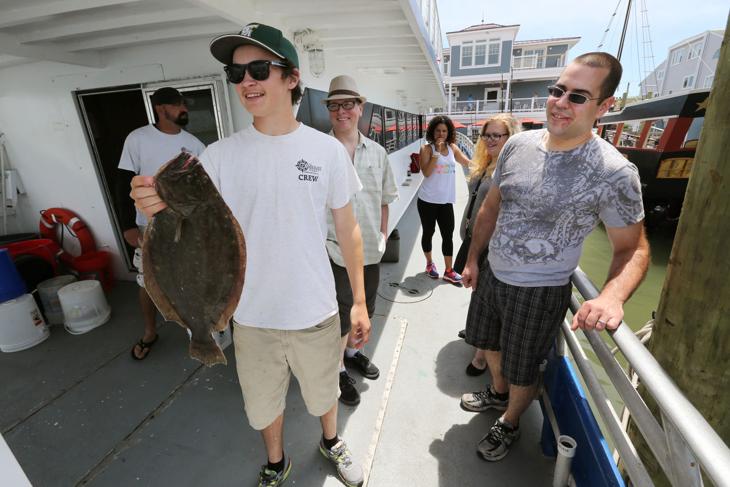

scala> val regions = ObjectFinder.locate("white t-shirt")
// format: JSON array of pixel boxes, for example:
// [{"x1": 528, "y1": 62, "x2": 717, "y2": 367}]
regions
[
  {"x1": 118, "y1": 124, "x2": 206, "y2": 226},
  {"x1": 201, "y1": 123, "x2": 362, "y2": 330},
  {"x1": 418, "y1": 143, "x2": 457, "y2": 204}
]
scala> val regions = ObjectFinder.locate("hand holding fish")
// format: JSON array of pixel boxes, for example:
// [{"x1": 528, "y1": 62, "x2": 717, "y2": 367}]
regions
[
  {"x1": 130, "y1": 175, "x2": 167, "y2": 219},
  {"x1": 349, "y1": 302, "x2": 371, "y2": 348}
]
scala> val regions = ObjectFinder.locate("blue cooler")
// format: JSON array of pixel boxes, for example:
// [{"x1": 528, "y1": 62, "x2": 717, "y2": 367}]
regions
[{"x1": 0, "y1": 249, "x2": 26, "y2": 303}]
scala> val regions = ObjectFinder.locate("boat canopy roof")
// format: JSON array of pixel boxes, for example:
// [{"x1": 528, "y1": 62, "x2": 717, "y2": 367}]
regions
[{"x1": 599, "y1": 89, "x2": 710, "y2": 125}]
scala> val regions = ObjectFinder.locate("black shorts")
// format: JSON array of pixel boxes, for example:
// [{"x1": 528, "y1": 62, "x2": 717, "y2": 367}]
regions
[
  {"x1": 330, "y1": 260, "x2": 380, "y2": 337},
  {"x1": 464, "y1": 264, "x2": 572, "y2": 386}
]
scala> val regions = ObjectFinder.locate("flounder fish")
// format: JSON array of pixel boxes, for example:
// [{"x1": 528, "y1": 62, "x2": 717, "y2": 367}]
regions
[{"x1": 142, "y1": 152, "x2": 245, "y2": 366}]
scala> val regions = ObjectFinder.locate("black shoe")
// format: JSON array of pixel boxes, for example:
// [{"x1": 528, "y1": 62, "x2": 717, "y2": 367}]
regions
[
  {"x1": 466, "y1": 362, "x2": 487, "y2": 376},
  {"x1": 344, "y1": 351, "x2": 380, "y2": 380},
  {"x1": 339, "y1": 371, "x2": 360, "y2": 406},
  {"x1": 457, "y1": 329, "x2": 466, "y2": 339}
]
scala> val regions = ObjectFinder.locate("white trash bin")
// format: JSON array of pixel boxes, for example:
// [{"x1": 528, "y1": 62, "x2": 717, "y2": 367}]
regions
[
  {"x1": 58, "y1": 280, "x2": 111, "y2": 335},
  {"x1": 0, "y1": 294, "x2": 50, "y2": 352},
  {"x1": 38, "y1": 275, "x2": 77, "y2": 325}
]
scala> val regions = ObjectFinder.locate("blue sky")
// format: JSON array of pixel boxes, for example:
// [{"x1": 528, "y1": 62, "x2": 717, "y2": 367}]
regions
[{"x1": 436, "y1": 0, "x2": 728, "y2": 95}]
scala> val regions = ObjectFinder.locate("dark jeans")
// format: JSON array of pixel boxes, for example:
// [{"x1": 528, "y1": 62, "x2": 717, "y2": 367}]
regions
[{"x1": 330, "y1": 260, "x2": 380, "y2": 337}]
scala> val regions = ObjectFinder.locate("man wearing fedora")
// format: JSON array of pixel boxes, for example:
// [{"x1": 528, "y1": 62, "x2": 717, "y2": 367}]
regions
[
  {"x1": 324, "y1": 75, "x2": 398, "y2": 407},
  {"x1": 130, "y1": 23, "x2": 369, "y2": 487}
]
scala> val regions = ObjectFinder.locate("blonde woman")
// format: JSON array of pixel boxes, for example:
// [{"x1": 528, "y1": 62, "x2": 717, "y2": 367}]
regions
[{"x1": 456, "y1": 114, "x2": 521, "y2": 376}]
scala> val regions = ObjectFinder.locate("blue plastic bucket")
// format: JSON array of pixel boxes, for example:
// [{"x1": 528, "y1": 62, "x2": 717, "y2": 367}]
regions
[{"x1": 0, "y1": 249, "x2": 26, "y2": 303}]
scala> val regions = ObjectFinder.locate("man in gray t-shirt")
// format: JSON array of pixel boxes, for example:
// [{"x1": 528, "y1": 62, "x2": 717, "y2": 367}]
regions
[{"x1": 460, "y1": 52, "x2": 650, "y2": 462}]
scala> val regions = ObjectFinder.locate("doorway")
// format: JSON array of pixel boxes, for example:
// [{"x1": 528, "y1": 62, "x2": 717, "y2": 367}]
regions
[{"x1": 76, "y1": 77, "x2": 232, "y2": 271}]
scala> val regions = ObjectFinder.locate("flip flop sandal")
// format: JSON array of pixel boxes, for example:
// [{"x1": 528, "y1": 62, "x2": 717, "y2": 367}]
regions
[{"x1": 131, "y1": 335, "x2": 158, "y2": 360}]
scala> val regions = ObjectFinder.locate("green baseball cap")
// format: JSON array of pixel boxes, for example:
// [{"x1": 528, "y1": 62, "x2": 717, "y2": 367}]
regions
[{"x1": 210, "y1": 23, "x2": 299, "y2": 68}]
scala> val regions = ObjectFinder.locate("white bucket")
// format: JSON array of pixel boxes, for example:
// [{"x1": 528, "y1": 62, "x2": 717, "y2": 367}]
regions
[
  {"x1": 58, "y1": 280, "x2": 111, "y2": 335},
  {"x1": 0, "y1": 294, "x2": 50, "y2": 352},
  {"x1": 37, "y1": 275, "x2": 77, "y2": 325}
]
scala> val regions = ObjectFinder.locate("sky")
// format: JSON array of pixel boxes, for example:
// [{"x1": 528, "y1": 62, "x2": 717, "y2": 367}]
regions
[{"x1": 435, "y1": 0, "x2": 728, "y2": 96}]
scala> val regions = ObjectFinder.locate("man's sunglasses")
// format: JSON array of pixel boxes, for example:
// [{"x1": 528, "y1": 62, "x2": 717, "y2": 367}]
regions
[
  {"x1": 224, "y1": 60, "x2": 288, "y2": 84},
  {"x1": 547, "y1": 85, "x2": 601, "y2": 105},
  {"x1": 326, "y1": 100, "x2": 358, "y2": 112}
]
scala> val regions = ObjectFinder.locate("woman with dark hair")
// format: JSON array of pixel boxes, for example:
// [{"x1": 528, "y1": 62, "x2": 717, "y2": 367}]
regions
[{"x1": 417, "y1": 115, "x2": 471, "y2": 285}]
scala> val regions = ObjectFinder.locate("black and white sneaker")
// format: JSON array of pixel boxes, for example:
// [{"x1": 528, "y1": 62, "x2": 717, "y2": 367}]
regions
[
  {"x1": 460, "y1": 386, "x2": 508, "y2": 412},
  {"x1": 344, "y1": 351, "x2": 380, "y2": 380},
  {"x1": 477, "y1": 418, "x2": 520, "y2": 462}
]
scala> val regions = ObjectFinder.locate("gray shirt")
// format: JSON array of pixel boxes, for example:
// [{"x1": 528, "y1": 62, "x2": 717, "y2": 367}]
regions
[
  {"x1": 488, "y1": 129, "x2": 644, "y2": 287},
  {"x1": 459, "y1": 173, "x2": 492, "y2": 240}
]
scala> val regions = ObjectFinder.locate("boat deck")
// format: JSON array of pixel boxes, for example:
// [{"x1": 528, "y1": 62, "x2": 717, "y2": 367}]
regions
[{"x1": 1, "y1": 177, "x2": 555, "y2": 486}]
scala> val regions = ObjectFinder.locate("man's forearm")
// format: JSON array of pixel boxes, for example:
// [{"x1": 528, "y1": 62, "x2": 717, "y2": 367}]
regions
[
  {"x1": 380, "y1": 205, "x2": 389, "y2": 235},
  {"x1": 466, "y1": 204, "x2": 497, "y2": 264},
  {"x1": 601, "y1": 244, "x2": 650, "y2": 303}
]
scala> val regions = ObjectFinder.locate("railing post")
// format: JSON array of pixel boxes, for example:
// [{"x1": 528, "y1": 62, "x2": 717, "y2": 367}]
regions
[{"x1": 662, "y1": 414, "x2": 704, "y2": 487}]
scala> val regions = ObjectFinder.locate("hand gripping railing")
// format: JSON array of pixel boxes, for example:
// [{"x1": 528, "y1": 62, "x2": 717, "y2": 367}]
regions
[{"x1": 567, "y1": 267, "x2": 730, "y2": 487}]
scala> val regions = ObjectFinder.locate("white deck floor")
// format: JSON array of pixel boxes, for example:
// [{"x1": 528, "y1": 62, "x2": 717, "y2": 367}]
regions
[{"x1": 1, "y1": 172, "x2": 555, "y2": 486}]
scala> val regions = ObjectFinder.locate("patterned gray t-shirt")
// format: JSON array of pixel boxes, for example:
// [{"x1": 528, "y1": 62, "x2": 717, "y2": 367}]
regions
[{"x1": 488, "y1": 129, "x2": 644, "y2": 287}]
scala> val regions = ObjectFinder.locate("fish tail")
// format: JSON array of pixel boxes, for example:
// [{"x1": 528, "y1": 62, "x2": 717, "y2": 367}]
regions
[{"x1": 189, "y1": 340, "x2": 227, "y2": 367}]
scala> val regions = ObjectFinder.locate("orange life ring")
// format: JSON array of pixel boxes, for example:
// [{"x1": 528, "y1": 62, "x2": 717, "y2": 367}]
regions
[{"x1": 39, "y1": 208, "x2": 96, "y2": 264}]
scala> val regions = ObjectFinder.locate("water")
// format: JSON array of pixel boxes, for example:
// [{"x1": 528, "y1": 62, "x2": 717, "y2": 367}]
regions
[
  {"x1": 578, "y1": 225, "x2": 675, "y2": 332},
  {"x1": 574, "y1": 224, "x2": 675, "y2": 436}
]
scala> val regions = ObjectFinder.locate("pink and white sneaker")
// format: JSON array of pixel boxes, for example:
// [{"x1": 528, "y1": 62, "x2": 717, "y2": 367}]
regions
[
  {"x1": 443, "y1": 269, "x2": 463, "y2": 286},
  {"x1": 425, "y1": 262, "x2": 439, "y2": 279}
]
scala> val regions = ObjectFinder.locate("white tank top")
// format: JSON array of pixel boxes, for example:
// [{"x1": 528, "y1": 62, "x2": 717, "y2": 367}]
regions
[{"x1": 418, "y1": 144, "x2": 457, "y2": 204}]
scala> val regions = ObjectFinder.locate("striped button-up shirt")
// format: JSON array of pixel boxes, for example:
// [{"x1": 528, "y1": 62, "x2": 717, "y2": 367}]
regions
[{"x1": 327, "y1": 132, "x2": 399, "y2": 266}]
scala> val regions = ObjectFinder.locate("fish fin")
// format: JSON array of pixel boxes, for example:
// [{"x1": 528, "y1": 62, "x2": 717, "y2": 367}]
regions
[
  {"x1": 213, "y1": 316, "x2": 230, "y2": 332},
  {"x1": 142, "y1": 227, "x2": 184, "y2": 324},
  {"x1": 190, "y1": 340, "x2": 227, "y2": 367}
]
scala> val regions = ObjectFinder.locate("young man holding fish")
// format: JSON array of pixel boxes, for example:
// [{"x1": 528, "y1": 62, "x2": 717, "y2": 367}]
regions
[{"x1": 130, "y1": 23, "x2": 369, "y2": 487}]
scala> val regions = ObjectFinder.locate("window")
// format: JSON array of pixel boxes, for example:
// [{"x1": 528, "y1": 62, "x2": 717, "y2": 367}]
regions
[
  {"x1": 670, "y1": 48, "x2": 685, "y2": 65},
  {"x1": 712, "y1": 48, "x2": 720, "y2": 60},
  {"x1": 461, "y1": 42, "x2": 473, "y2": 67},
  {"x1": 397, "y1": 110, "x2": 407, "y2": 149},
  {"x1": 368, "y1": 107, "x2": 383, "y2": 146},
  {"x1": 656, "y1": 69, "x2": 664, "y2": 81},
  {"x1": 474, "y1": 42, "x2": 486, "y2": 65},
  {"x1": 704, "y1": 75, "x2": 714, "y2": 88},
  {"x1": 688, "y1": 42, "x2": 702, "y2": 60},
  {"x1": 443, "y1": 58, "x2": 449, "y2": 75},
  {"x1": 384, "y1": 108, "x2": 397, "y2": 153},
  {"x1": 488, "y1": 40, "x2": 500, "y2": 65},
  {"x1": 682, "y1": 75, "x2": 695, "y2": 89}
]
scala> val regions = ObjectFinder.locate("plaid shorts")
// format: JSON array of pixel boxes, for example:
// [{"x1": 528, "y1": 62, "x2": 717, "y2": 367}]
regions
[{"x1": 464, "y1": 264, "x2": 572, "y2": 386}]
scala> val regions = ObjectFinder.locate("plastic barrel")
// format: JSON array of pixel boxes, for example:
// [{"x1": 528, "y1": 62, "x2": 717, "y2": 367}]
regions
[
  {"x1": 0, "y1": 294, "x2": 49, "y2": 352},
  {"x1": 0, "y1": 249, "x2": 26, "y2": 304},
  {"x1": 38, "y1": 275, "x2": 78, "y2": 325},
  {"x1": 58, "y1": 280, "x2": 111, "y2": 334}
]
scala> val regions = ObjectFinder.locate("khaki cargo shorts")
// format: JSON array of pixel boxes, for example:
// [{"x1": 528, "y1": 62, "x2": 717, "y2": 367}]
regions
[{"x1": 233, "y1": 313, "x2": 341, "y2": 430}]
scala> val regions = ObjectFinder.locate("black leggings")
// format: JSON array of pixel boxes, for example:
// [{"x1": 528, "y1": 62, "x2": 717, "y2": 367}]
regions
[{"x1": 417, "y1": 198, "x2": 455, "y2": 256}]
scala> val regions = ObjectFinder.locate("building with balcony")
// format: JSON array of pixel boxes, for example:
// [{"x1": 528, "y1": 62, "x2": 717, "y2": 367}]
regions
[
  {"x1": 639, "y1": 30, "x2": 723, "y2": 98},
  {"x1": 435, "y1": 23, "x2": 580, "y2": 127}
]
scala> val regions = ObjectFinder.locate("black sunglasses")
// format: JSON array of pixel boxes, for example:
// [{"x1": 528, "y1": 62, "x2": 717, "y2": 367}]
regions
[
  {"x1": 326, "y1": 100, "x2": 358, "y2": 112},
  {"x1": 224, "y1": 60, "x2": 288, "y2": 84},
  {"x1": 547, "y1": 85, "x2": 601, "y2": 105}
]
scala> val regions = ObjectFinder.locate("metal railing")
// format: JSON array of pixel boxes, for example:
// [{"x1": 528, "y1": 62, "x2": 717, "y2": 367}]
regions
[
  {"x1": 455, "y1": 131, "x2": 474, "y2": 159},
  {"x1": 563, "y1": 267, "x2": 730, "y2": 486},
  {"x1": 430, "y1": 97, "x2": 548, "y2": 116}
]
